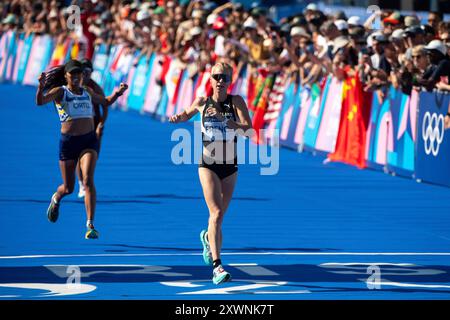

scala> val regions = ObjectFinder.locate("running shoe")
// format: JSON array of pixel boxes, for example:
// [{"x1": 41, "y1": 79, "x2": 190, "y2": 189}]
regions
[
  {"x1": 212, "y1": 265, "x2": 231, "y2": 285},
  {"x1": 78, "y1": 182, "x2": 85, "y2": 199},
  {"x1": 47, "y1": 193, "x2": 60, "y2": 223},
  {"x1": 200, "y1": 229, "x2": 213, "y2": 266},
  {"x1": 85, "y1": 227, "x2": 99, "y2": 239}
]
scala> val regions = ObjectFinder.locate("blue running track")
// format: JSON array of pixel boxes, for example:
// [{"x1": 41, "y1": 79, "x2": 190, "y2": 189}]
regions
[{"x1": 1, "y1": 83, "x2": 450, "y2": 300}]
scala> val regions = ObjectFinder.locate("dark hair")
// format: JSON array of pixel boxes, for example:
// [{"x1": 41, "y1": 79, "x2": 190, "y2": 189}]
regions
[{"x1": 42, "y1": 65, "x2": 66, "y2": 91}]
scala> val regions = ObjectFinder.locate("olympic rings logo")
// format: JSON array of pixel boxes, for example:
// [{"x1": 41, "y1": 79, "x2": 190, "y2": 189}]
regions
[{"x1": 422, "y1": 111, "x2": 445, "y2": 157}]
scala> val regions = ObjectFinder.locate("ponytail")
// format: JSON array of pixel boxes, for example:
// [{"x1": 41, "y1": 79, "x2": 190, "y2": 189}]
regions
[{"x1": 42, "y1": 65, "x2": 66, "y2": 91}]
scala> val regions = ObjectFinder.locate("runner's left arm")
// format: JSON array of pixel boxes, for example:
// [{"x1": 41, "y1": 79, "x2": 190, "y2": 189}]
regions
[
  {"x1": 228, "y1": 95, "x2": 254, "y2": 137},
  {"x1": 87, "y1": 83, "x2": 128, "y2": 107}
]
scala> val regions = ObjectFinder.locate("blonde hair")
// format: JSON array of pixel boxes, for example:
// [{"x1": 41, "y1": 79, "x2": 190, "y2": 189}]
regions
[{"x1": 211, "y1": 62, "x2": 233, "y2": 77}]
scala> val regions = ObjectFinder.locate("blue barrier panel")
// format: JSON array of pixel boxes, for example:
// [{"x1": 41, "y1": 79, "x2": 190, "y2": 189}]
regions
[
  {"x1": 303, "y1": 78, "x2": 330, "y2": 151},
  {"x1": 127, "y1": 54, "x2": 154, "y2": 111},
  {"x1": 16, "y1": 34, "x2": 34, "y2": 84},
  {"x1": 386, "y1": 87, "x2": 416, "y2": 177},
  {"x1": 276, "y1": 80, "x2": 296, "y2": 144},
  {"x1": 415, "y1": 91, "x2": 450, "y2": 187},
  {"x1": 280, "y1": 82, "x2": 302, "y2": 150},
  {"x1": 91, "y1": 44, "x2": 109, "y2": 87}
]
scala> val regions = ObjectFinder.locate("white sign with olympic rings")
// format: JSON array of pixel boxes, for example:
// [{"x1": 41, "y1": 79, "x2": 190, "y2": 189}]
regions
[{"x1": 422, "y1": 111, "x2": 445, "y2": 157}]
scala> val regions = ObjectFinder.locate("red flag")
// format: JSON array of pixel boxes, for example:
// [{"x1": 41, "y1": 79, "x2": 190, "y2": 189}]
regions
[
  {"x1": 110, "y1": 46, "x2": 125, "y2": 73},
  {"x1": 327, "y1": 73, "x2": 372, "y2": 169},
  {"x1": 158, "y1": 55, "x2": 172, "y2": 86}
]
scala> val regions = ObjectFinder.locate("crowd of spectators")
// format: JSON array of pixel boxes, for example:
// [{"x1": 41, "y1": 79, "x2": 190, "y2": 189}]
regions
[{"x1": 1, "y1": 0, "x2": 450, "y2": 94}]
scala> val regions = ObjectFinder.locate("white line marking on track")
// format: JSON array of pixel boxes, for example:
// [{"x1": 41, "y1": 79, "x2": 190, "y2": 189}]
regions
[{"x1": 2, "y1": 252, "x2": 450, "y2": 259}]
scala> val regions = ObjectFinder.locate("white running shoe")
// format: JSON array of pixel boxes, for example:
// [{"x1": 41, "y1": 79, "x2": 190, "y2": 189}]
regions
[{"x1": 212, "y1": 265, "x2": 231, "y2": 285}]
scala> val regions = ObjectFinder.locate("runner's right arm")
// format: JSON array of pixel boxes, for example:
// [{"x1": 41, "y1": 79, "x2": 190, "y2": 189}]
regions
[
  {"x1": 168, "y1": 96, "x2": 205, "y2": 123},
  {"x1": 36, "y1": 73, "x2": 63, "y2": 105}
]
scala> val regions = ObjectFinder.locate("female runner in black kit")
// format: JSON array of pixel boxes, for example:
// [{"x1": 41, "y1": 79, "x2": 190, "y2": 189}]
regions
[{"x1": 169, "y1": 62, "x2": 253, "y2": 284}]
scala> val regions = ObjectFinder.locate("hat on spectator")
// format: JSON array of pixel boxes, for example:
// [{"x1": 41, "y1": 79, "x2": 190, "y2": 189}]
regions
[
  {"x1": 424, "y1": 39, "x2": 447, "y2": 55},
  {"x1": 213, "y1": 16, "x2": 225, "y2": 30},
  {"x1": 404, "y1": 16, "x2": 420, "y2": 27},
  {"x1": 347, "y1": 16, "x2": 362, "y2": 27},
  {"x1": 137, "y1": 10, "x2": 151, "y2": 21},
  {"x1": 332, "y1": 36, "x2": 350, "y2": 54},
  {"x1": 290, "y1": 26, "x2": 311, "y2": 39},
  {"x1": 334, "y1": 19, "x2": 348, "y2": 31},
  {"x1": 404, "y1": 26, "x2": 425, "y2": 37},
  {"x1": 367, "y1": 31, "x2": 382, "y2": 46},
  {"x1": 243, "y1": 17, "x2": 257, "y2": 29},
  {"x1": 383, "y1": 11, "x2": 401, "y2": 25},
  {"x1": 390, "y1": 29, "x2": 405, "y2": 41},
  {"x1": 373, "y1": 33, "x2": 389, "y2": 43},
  {"x1": 153, "y1": 6, "x2": 165, "y2": 15},
  {"x1": 2, "y1": 14, "x2": 17, "y2": 25},
  {"x1": 304, "y1": 3, "x2": 318, "y2": 13}
]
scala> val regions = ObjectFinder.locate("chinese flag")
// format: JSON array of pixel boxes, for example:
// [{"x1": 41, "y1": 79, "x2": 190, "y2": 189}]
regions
[{"x1": 328, "y1": 73, "x2": 371, "y2": 169}]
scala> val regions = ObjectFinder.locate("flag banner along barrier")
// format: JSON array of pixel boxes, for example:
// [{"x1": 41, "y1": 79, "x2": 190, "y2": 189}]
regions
[
  {"x1": 303, "y1": 76, "x2": 333, "y2": 150},
  {"x1": 386, "y1": 87, "x2": 417, "y2": 177},
  {"x1": 91, "y1": 44, "x2": 109, "y2": 88},
  {"x1": 279, "y1": 81, "x2": 302, "y2": 150},
  {"x1": 14, "y1": 34, "x2": 34, "y2": 84},
  {"x1": 301, "y1": 82, "x2": 323, "y2": 152},
  {"x1": 3, "y1": 33, "x2": 450, "y2": 188},
  {"x1": 415, "y1": 91, "x2": 450, "y2": 187},
  {"x1": 127, "y1": 54, "x2": 154, "y2": 112},
  {"x1": 314, "y1": 77, "x2": 344, "y2": 153},
  {"x1": 365, "y1": 88, "x2": 391, "y2": 170},
  {"x1": 22, "y1": 35, "x2": 54, "y2": 86},
  {"x1": 0, "y1": 31, "x2": 18, "y2": 82}
]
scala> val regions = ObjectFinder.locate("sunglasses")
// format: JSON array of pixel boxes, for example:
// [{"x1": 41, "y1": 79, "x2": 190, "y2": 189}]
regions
[{"x1": 211, "y1": 73, "x2": 231, "y2": 82}]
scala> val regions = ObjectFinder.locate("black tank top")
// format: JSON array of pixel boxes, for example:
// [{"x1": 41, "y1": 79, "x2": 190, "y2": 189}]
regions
[{"x1": 201, "y1": 95, "x2": 238, "y2": 164}]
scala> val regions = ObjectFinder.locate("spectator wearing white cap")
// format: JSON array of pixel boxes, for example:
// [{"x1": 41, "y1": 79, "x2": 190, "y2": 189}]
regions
[
  {"x1": 390, "y1": 29, "x2": 408, "y2": 65},
  {"x1": 334, "y1": 19, "x2": 349, "y2": 36},
  {"x1": 347, "y1": 16, "x2": 362, "y2": 28},
  {"x1": 418, "y1": 40, "x2": 450, "y2": 91}
]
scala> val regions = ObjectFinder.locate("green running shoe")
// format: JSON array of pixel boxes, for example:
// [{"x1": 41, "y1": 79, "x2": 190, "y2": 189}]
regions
[
  {"x1": 47, "y1": 193, "x2": 60, "y2": 223},
  {"x1": 200, "y1": 230, "x2": 213, "y2": 266},
  {"x1": 212, "y1": 265, "x2": 231, "y2": 285}
]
